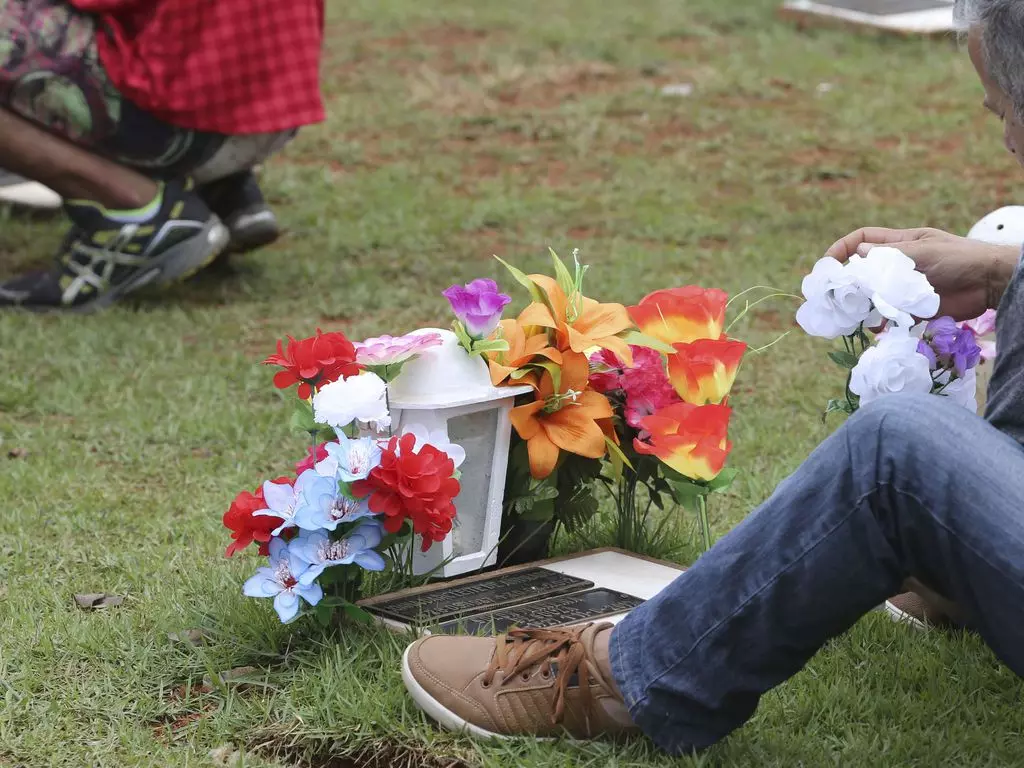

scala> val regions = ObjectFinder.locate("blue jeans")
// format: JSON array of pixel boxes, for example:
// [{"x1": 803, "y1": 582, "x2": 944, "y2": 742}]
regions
[{"x1": 611, "y1": 253, "x2": 1024, "y2": 755}]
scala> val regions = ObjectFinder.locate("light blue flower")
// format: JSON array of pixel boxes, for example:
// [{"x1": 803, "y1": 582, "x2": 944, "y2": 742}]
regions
[
  {"x1": 242, "y1": 538, "x2": 323, "y2": 623},
  {"x1": 294, "y1": 484, "x2": 376, "y2": 532},
  {"x1": 323, "y1": 435, "x2": 383, "y2": 482},
  {"x1": 253, "y1": 469, "x2": 321, "y2": 536},
  {"x1": 292, "y1": 472, "x2": 341, "y2": 531},
  {"x1": 289, "y1": 521, "x2": 387, "y2": 585}
]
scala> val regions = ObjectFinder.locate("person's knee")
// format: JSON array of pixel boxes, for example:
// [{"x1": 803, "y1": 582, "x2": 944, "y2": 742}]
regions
[{"x1": 847, "y1": 394, "x2": 948, "y2": 448}]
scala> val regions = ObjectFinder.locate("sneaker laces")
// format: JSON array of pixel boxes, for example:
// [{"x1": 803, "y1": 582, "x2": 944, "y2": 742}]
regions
[{"x1": 482, "y1": 624, "x2": 598, "y2": 725}]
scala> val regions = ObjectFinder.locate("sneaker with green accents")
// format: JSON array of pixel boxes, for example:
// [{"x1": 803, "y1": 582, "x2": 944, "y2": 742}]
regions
[{"x1": 0, "y1": 177, "x2": 229, "y2": 312}]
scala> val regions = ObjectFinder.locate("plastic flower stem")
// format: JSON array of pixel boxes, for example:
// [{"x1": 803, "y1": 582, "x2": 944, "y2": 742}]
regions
[
  {"x1": 749, "y1": 331, "x2": 792, "y2": 355},
  {"x1": 725, "y1": 292, "x2": 802, "y2": 334},
  {"x1": 697, "y1": 494, "x2": 712, "y2": 553}
]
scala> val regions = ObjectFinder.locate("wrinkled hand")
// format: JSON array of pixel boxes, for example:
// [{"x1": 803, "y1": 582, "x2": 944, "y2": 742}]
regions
[{"x1": 825, "y1": 226, "x2": 1020, "y2": 321}]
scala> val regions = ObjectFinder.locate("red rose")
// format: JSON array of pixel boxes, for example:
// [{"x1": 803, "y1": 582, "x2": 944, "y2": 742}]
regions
[
  {"x1": 352, "y1": 433, "x2": 460, "y2": 551},
  {"x1": 264, "y1": 329, "x2": 360, "y2": 400},
  {"x1": 223, "y1": 484, "x2": 280, "y2": 557},
  {"x1": 295, "y1": 440, "x2": 335, "y2": 474}
]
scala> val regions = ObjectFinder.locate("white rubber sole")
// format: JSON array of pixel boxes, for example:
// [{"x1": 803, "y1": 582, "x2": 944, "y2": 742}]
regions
[
  {"x1": 401, "y1": 644, "x2": 510, "y2": 741},
  {"x1": 0, "y1": 181, "x2": 62, "y2": 210},
  {"x1": 883, "y1": 600, "x2": 927, "y2": 631}
]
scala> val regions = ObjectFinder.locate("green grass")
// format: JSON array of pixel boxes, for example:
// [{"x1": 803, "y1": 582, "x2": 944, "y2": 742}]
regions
[{"x1": 3, "y1": 0, "x2": 1024, "y2": 765}]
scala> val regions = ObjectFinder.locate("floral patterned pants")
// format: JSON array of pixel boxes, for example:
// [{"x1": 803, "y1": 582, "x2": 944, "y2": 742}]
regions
[{"x1": 0, "y1": 0, "x2": 292, "y2": 182}]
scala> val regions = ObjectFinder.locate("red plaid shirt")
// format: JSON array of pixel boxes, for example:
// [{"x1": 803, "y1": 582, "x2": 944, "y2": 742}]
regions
[{"x1": 70, "y1": 0, "x2": 325, "y2": 135}]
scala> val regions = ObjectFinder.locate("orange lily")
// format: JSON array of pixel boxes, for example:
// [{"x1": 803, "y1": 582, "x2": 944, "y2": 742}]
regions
[
  {"x1": 666, "y1": 338, "x2": 747, "y2": 405},
  {"x1": 509, "y1": 352, "x2": 614, "y2": 479},
  {"x1": 519, "y1": 274, "x2": 634, "y2": 366},
  {"x1": 634, "y1": 402, "x2": 732, "y2": 482},
  {"x1": 486, "y1": 316, "x2": 562, "y2": 388}
]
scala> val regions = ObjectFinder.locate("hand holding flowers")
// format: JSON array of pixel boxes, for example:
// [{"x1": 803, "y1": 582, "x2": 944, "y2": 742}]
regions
[{"x1": 797, "y1": 247, "x2": 985, "y2": 415}]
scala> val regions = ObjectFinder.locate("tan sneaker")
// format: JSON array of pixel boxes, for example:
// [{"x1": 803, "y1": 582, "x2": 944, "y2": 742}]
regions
[
  {"x1": 885, "y1": 579, "x2": 964, "y2": 630},
  {"x1": 401, "y1": 622, "x2": 638, "y2": 740}
]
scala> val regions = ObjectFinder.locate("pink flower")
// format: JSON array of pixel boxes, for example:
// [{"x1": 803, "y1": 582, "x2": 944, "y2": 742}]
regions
[
  {"x1": 588, "y1": 349, "x2": 627, "y2": 393},
  {"x1": 961, "y1": 310, "x2": 997, "y2": 361},
  {"x1": 355, "y1": 332, "x2": 443, "y2": 367},
  {"x1": 589, "y1": 346, "x2": 682, "y2": 429}
]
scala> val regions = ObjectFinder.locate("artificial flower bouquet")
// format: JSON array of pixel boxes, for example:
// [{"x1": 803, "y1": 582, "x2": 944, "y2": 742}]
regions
[
  {"x1": 484, "y1": 252, "x2": 749, "y2": 555},
  {"x1": 223, "y1": 249, "x2": 754, "y2": 625},
  {"x1": 796, "y1": 247, "x2": 992, "y2": 416},
  {"x1": 224, "y1": 329, "x2": 465, "y2": 624}
]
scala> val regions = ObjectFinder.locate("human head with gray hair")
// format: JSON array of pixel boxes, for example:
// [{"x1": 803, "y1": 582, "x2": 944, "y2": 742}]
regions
[{"x1": 956, "y1": 0, "x2": 1024, "y2": 162}]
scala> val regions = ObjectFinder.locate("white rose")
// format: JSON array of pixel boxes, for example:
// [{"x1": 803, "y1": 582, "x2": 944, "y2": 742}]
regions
[
  {"x1": 847, "y1": 247, "x2": 939, "y2": 328},
  {"x1": 313, "y1": 372, "x2": 391, "y2": 431},
  {"x1": 849, "y1": 328, "x2": 933, "y2": 406},
  {"x1": 935, "y1": 368, "x2": 978, "y2": 412},
  {"x1": 796, "y1": 257, "x2": 876, "y2": 339}
]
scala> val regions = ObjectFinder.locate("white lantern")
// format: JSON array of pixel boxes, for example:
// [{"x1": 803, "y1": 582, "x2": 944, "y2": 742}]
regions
[{"x1": 385, "y1": 329, "x2": 532, "y2": 578}]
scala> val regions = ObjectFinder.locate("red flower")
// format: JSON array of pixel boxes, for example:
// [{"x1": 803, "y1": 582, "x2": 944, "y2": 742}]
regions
[
  {"x1": 295, "y1": 440, "x2": 336, "y2": 474},
  {"x1": 264, "y1": 329, "x2": 360, "y2": 399},
  {"x1": 634, "y1": 402, "x2": 732, "y2": 482},
  {"x1": 352, "y1": 433, "x2": 460, "y2": 551},
  {"x1": 223, "y1": 483, "x2": 281, "y2": 557}
]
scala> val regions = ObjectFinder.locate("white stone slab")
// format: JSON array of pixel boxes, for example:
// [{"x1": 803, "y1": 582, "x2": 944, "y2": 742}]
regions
[{"x1": 781, "y1": 0, "x2": 955, "y2": 34}]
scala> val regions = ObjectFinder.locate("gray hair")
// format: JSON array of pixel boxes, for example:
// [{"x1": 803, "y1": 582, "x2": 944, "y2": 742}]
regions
[{"x1": 956, "y1": 0, "x2": 1024, "y2": 119}]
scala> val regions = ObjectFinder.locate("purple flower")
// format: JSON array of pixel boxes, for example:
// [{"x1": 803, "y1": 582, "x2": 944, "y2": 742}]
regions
[
  {"x1": 919, "y1": 317, "x2": 982, "y2": 376},
  {"x1": 442, "y1": 279, "x2": 512, "y2": 338}
]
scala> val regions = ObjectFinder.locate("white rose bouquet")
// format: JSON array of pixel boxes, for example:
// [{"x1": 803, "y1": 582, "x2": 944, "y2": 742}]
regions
[{"x1": 796, "y1": 248, "x2": 983, "y2": 417}]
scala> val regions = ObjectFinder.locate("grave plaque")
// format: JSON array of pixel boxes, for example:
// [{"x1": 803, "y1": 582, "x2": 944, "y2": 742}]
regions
[
  {"x1": 435, "y1": 588, "x2": 645, "y2": 635},
  {"x1": 365, "y1": 568, "x2": 594, "y2": 626},
  {"x1": 359, "y1": 548, "x2": 688, "y2": 635}
]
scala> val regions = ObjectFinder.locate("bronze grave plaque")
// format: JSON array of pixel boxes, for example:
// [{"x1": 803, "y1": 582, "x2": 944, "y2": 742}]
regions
[
  {"x1": 365, "y1": 568, "x2": 594, "y2": 626},
  {"x1": 434, "y1": 588, "x2": 644, "y2": 635}
]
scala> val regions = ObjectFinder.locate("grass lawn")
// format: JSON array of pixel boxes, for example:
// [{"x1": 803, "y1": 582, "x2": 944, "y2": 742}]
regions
[{"x1": 3, "y1": 0, "x2": 1024, "y2": 765}]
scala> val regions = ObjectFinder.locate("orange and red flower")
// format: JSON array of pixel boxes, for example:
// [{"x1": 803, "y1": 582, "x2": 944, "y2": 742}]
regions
[
  {"x1": 666, "y1": 338, "x2": 747, "y2": 405},
  {"x1": 629, "y1": 286, "x2": 728, "y2": 346},
  {"x1": 634, "y1": 402, "x2": 732, "y2": 482},
  {"x1": 509, "y1": 352, "x2": 614, "y2": 479},
  {"x1": 264, "y1": 329, "x2": 361, "y2": 400},
  {"x1": 352, "y1": 433, "x2": 461, "y2": 551}
]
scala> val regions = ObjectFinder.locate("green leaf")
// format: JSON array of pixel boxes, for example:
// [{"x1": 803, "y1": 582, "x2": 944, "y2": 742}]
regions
[
  {"x1": 495, "y1": 255, "x2": 547, "y2": 307},
  {"x1": 342, "y1": 603, "x2": 374, "y2": 625},
  {"x1": 828, "y1": 350, "x2": 859, "y2": 369},
  {"x1": 533, "y1": 360, "x2": 562, "y2": 393},
  {"x1": 290, "y1": 399, "x2": 317, "y2": 433},
  {"x1": 452, "y1": 320, "x2": 475, "y2": 353},
  {"x1": 550, "y1": 248, "x2": 575, "y2": 298},
  {"x1": 707, "y1": 467, "x2": 739, "y2": 493},
  {"x1": 604, "y1": 437, "x2": 634, "y2": 472},
  {"x1": 621, "y1": 331, "x2": 675, "y2": 355},
  {"x1": 471, "y1": 339, "x2": 511, "y2": 354},
  {"x1": 823, "y1": 398, "x2": 856, "y2": 422},
  {"x1": 667, "y1": 478, "x2": 709, "y2": 511}
]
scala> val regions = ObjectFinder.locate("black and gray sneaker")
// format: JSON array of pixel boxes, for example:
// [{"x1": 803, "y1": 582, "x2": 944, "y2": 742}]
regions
[
  {"x1": 199, "y1": 170, "x2": 280, "y2": 254},
  {"x1": 0, "y1": 177, "x2": 228, "y2": 312}
]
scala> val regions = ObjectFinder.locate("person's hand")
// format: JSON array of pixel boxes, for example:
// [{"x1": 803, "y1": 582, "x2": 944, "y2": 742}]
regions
[{"x1": 825, "y1": 226, "x2": 1020, "y2": 321}]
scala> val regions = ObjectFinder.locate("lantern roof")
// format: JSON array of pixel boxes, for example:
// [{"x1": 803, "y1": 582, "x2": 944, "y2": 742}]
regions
[{"x1": 387, "y1": 329, "x2": 533, "y2": 410}]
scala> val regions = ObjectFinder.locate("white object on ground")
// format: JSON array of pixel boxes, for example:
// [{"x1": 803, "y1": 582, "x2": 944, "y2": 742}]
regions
[{"x1": 0, "y1": 177, "x2": 62, "y2": 210}]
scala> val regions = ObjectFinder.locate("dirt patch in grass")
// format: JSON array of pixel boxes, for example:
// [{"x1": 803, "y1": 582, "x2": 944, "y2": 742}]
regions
[{"x1": 259, "y1": 736, "x2": 473, "y2": 768}]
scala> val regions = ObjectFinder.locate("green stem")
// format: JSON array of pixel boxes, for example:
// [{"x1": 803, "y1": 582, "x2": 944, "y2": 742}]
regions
[{"x1": 696, "y1": 494, "x2": 712, "y2": 553}]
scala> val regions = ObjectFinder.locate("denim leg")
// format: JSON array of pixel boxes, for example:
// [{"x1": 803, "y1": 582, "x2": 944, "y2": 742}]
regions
[{"x1": 610, "y1": 395, "x2": 1024, "y2": 755}]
